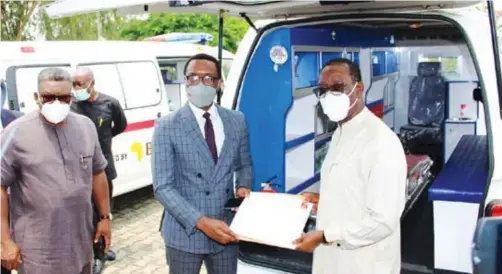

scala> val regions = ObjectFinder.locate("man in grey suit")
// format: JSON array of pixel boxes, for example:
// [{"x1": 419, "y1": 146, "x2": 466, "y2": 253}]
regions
[{"x1": 152, "y1": 53, "x2": 253, "y2": 274}]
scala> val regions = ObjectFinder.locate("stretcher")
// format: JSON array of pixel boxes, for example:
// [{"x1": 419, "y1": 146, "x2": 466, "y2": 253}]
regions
[{"x1": 404, "y1": 154, "x2": 434, "y2": 216}]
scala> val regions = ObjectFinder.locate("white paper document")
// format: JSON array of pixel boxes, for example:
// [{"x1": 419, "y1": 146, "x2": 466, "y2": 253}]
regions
[{"x1": 230, "y1": 192, "x2": 313, "y2": 249}]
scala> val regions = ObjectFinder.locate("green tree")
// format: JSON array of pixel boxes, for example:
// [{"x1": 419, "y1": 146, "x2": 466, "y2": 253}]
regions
[
  {"x1": 119, "y1": 13, "x2": 249, "y2": 53},
  {"x1": 39, "y1": 9, "x2": 126, "y2": 41},
  {"x1": 1, "y1": 0, "x2": 41, "y2": 41}
]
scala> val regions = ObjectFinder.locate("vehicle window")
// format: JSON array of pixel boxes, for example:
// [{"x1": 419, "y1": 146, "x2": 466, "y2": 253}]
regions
[
  {"x1": 77, "y1": 64, "x2": 126, "y2": 108},
  {"x1": 159, "y1": 63, "x2": 178, "y2": 84},
  {"x1": 295, "y1": 51, "x2": 320, "y2": 89},
  {"x1": 372, "y1": 51, "x2": 386, "y2": 77},
  {"x1": 14, "y1": 66, "x2": 71, "y2": 113},
  {"x1": 116, "y1": 61, "x2": 162, "y2": 109},
  {"x1": 418, "y1": 56, "x2": 460, "y2": 74}
]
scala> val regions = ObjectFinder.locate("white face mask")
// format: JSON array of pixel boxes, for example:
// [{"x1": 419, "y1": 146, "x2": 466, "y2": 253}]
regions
[
  {"x1": 319, "y1": 83, "x2": 359, "y2": 122},
  {"x1": 40, "y1": 99, "x2": 71, "y2": 124}
]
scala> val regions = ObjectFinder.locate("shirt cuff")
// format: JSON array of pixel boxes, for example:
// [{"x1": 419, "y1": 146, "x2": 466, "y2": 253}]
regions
[{"x1": 324, "y1": 225, "x2": 343, "y2": 246}]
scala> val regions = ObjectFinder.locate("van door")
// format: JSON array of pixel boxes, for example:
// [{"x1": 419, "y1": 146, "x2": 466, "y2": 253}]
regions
[
  {"x1": 77, "y1": 61, "x2": 165, "y2": 196},
  {"x1": 5, "y1": 64, "x2": 72, "y2": 113}
]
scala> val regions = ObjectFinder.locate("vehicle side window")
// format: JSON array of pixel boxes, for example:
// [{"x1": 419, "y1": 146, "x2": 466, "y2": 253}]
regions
[
  {"x1": 295, "y1": 52, "x2": 320, "y2": 89},
  {"x1": 159, "y1": 63, "x2": 178, "y2": 84},
  {"x1": 418, "y1": 56, "x2": 460, "y2": 75},
  {"x1": 117, "y1": 61, "x2": 161, "y2": 109},
  {"x1": 77, "y1": 64, "x2": 126, "y2": 108}
]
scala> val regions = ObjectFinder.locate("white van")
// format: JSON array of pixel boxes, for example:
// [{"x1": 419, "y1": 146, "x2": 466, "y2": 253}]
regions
[
  {"x1": 43, "y1": 1, "x2": 502, "y2": 274},
  {"x1": 0, "y1": 40, "x2": 234, "y2": 197}
]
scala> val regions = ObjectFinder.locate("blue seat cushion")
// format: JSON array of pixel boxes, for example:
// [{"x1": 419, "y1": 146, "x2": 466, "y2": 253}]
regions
[{"x1": 428, "y1": 135, "x2": 489, "y2": 203}]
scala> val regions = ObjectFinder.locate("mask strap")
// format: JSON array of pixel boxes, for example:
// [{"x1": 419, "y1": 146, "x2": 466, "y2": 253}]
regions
[
  {"x1": 347, "y1": 83, "x2": 359, "y2": 109},
  {"x1": 347, "y1": 82, "x2": 358, "y2": 97}
]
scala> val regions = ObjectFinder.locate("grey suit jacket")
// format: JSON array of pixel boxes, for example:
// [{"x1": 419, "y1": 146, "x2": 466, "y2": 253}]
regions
[{"x1": 152, "y1": 103, "x2": 253, "y2": 254}]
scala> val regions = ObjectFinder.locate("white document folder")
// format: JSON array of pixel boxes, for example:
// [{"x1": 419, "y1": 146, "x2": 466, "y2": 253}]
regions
[{"x1": 230, "y1": 192, "x2": 313, "y2": 249}]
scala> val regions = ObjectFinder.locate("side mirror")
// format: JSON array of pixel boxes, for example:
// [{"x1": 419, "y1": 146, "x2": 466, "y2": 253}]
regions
[
  {"x1": 473, "y1": 87, "x2": 483, "y2": 103},
  {"x1": 471, "y1": 217, "x2": 502, "y2": 274}
]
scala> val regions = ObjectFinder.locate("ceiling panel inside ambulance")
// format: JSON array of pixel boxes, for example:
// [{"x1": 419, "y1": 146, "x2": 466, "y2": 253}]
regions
[{"x1": 44, "y1": 0, "x2": 481, "y2": 20}]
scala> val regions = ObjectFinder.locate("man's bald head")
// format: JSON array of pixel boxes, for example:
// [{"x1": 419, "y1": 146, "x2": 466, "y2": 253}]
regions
[{"x1": 74, "y1": 67, "x2": 94, "y2": 81}]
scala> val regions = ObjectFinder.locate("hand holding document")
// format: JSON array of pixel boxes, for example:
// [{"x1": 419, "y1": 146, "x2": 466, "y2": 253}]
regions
[{"x1": 230, "y1": 192, "x2": 313, "y2": 249}]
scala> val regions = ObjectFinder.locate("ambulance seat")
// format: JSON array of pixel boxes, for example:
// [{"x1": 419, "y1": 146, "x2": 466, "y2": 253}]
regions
[{"x1": 400, "y1": 62, "x2": 446, "y2": 165}]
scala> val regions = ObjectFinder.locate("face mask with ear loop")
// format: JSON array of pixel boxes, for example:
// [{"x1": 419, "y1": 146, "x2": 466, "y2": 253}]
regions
[
  {"x1": 73, "y1": 81, "x2": 93, "y2": 101},
  {"x1": 319, "y1": 83, "x2": 359, "y2": 122}
]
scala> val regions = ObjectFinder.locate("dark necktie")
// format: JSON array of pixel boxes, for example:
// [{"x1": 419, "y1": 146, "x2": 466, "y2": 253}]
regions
[{"x1": 203, "y1": 112, "x2": 218, "y2": 163}]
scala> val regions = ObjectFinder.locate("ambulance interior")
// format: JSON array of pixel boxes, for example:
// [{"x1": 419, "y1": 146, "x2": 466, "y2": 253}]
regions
[{"x1": 235, "y1": 17, "x2": 488, "y2": 273}]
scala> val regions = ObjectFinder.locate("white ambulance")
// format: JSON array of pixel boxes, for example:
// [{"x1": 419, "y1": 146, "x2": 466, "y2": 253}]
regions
[
  {"x1": 43, "y1": 1, "x2": 502, "y2": 274},
  {"x1": 0, "y1": 39, "x2": 234, "y2": 197}
]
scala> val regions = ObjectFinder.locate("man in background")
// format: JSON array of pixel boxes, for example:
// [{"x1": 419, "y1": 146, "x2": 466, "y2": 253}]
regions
[
  {"x1": 71, "y1": 67, "x2": 127, "y2": 274},
  {"x1": 1, "y1": 67, "x2": 112, "y2": 274},
  {"x1": 0, "y1": 80, "x2": 22, "y2": 274}
]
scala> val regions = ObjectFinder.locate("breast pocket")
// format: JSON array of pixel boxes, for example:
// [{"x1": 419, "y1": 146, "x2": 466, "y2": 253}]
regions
[{"x1": 77, "y1": 152, "x2": 94, "y2": 178}]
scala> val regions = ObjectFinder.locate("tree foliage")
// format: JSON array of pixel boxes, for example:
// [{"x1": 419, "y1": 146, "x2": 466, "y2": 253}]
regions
[
  {"x1": 0, "y1": 0, "x2": 41, "y2": 40},
  {"x1": 39, "y1": 10, "x2": 126, "y2": 41},
  {"x1": 119, "y1": 13, "x2": 249, "y2": 53}
]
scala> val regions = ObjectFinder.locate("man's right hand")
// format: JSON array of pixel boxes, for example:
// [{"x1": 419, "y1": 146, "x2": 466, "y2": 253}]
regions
[
  {"x1": 1, "y1": 239, "x2": 22, "y2": 270},
  {"x1": 196, "y1": 216, "x2": 238, "y2": 245}
]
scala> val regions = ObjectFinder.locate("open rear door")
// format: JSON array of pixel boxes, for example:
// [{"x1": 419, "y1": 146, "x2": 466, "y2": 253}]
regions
[{"x1": 44, "y1": 0, "x2": 480, "y2": 20}]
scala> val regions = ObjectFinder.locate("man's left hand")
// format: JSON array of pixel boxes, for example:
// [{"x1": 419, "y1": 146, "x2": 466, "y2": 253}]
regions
[
  {"x1": 94, "y1": 219, "x2": 112, "y2": 252},
  {"x1": 294, "y1": 230, "x2": 324, "y2": 253},
  {"x1": 236, "y1": 187, "x2": 251, "y2": 198}
]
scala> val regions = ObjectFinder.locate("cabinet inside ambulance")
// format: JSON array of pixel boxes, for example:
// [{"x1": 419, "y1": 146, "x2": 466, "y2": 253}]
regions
[{"x1": 233, "y1": 16, "x2": 488, "y2": 274}]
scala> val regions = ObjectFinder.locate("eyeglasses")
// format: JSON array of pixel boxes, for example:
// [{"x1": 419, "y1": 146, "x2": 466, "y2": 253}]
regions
[
  {"x1": 40, "y1": 94, "x2": 72, "y2": 104},
  {"x1": 185, "y1": 75, "x2": 219, "y2": 86}
]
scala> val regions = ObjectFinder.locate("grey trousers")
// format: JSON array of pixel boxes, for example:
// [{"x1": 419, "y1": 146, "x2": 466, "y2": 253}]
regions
[{"x1": 166, "y1": 245, "x2": 238, "y2": 274}]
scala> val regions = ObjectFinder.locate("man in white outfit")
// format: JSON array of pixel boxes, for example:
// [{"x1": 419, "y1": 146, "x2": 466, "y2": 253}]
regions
[{"x1": 294, "y1": 58, "x2": 407, "y2": 274}]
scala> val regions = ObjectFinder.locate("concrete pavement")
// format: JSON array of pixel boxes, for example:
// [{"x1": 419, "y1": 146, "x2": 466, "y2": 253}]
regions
[{"x1": 102, "y1": 187, "x2": 208, "y2": 274}]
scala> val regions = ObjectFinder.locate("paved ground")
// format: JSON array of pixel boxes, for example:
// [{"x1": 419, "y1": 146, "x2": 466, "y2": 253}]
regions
[{"x1": 102, "y1": 186, "x2": 208, "y2": 274}]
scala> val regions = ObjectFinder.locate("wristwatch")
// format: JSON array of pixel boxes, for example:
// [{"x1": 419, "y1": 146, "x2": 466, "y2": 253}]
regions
[{"x1": 100, "y1": 213, "x2": 113, "y2": 221}]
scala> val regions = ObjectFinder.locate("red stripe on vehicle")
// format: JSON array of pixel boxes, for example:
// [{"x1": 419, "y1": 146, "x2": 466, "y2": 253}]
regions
[
  {"x1": 123, "y1": 119, "x2": 156, "y2": 132},
  {"x1": 369, "y1": 104, "x2": 384, "y2": 118}
]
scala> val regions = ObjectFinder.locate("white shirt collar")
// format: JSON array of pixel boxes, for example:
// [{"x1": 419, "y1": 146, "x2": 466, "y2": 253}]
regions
[{"x1": 188, "y1": 102, "x2": 219, "y2": 120}]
